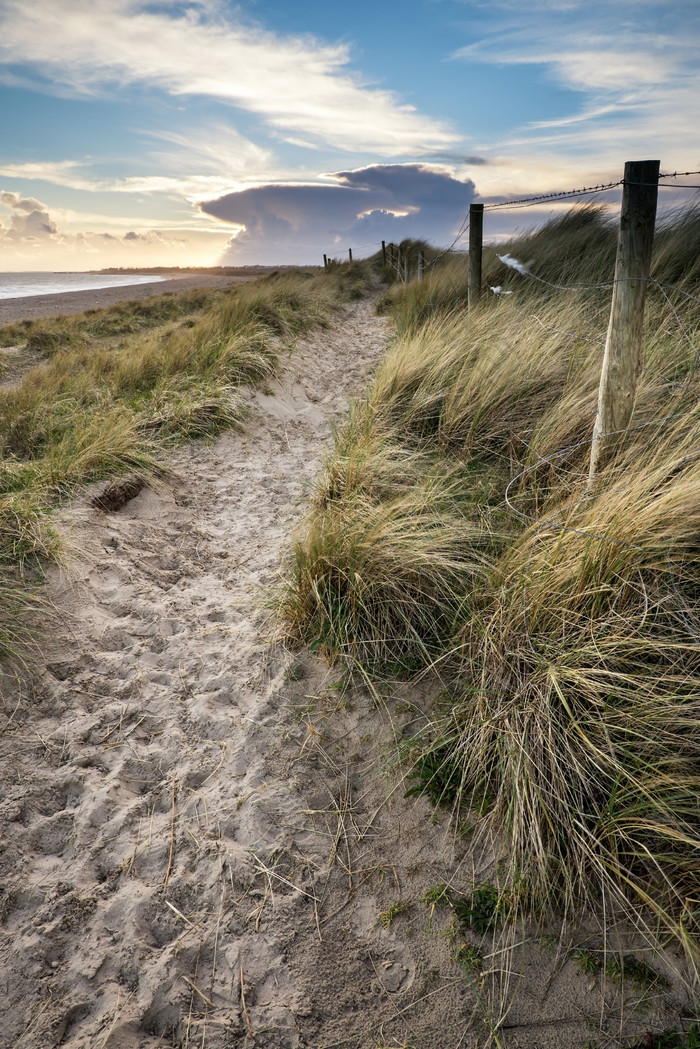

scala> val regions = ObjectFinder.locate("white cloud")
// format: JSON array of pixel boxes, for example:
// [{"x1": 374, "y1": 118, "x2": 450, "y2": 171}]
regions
[
  {"x1": 0, "y1": 0, "x2": 459, "y2": 156},
  {"x1": 0, "y1": 125, "x2": 285, "y2": 207},
  {"x1": 450, "y1": 5, "x2": 700, "y2": 179},
  {"x1": 199, "y1": 163, "x2": 477, "y2": 264},
  {"x1": 0, "y1": 187, "x2": 226, "y2": 268},
  {"x1": 0, "y1": 191, "x2": 58, "y2": 239}
]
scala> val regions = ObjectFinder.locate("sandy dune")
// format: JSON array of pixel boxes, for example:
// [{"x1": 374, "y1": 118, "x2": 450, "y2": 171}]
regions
[{"x1": 0, "y1": 298, "x2": 692, "y2": 1048}]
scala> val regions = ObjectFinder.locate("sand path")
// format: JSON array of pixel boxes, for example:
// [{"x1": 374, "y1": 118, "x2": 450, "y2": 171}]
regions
[
  {"x1": 0, "y1": 300, "x2": 478, "y2": 1049},
  {"x1": 0, "y1": 298, "x2": 688, "y2": 1049}
]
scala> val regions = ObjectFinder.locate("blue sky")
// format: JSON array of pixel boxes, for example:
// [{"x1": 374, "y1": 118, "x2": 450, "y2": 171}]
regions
[{"x1": 0, "y1": 0, "x2": 698, "y2": 269}]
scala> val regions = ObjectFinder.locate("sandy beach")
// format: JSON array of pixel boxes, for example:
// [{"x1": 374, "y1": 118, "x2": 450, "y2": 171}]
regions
[{"x1": 0, "y1": 274, "x2": 260, "y2": 326}]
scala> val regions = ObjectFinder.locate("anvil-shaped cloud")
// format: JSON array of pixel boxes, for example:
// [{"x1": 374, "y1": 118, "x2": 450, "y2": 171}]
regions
[{"x1": 200, "y1": 164, "x2": 478, "y2": 265}]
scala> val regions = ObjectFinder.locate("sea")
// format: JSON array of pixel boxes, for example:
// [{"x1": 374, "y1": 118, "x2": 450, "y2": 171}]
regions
[{"x1": 0, "y1": 272, "x2": 166, "y2": 301}]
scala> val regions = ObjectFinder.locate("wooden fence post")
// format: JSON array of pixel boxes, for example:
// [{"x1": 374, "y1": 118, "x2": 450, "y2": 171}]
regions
[
  {"x1": 468, "y1": 203, "x2": 484, "y2": 310},
  {"x1": 323, "y1": 254, "x2": 328, "y2": 269},
  {"x1": 588, "y1": 159, "x2": 660, "y2": 483},
  {"x1": 348, "y1": 248, "x2": 353, "y2": 262},
  {"x1": 418, "y1": 250, "x2": 424, "y2": 280},
  {"x1": 382, "y1": 240, "x2": 386, "y2": 266}
]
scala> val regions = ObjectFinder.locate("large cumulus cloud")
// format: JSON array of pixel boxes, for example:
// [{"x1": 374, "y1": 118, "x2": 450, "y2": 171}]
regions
[{"x1": 200, "y1": 164, "x2": 479, "y2": 265}]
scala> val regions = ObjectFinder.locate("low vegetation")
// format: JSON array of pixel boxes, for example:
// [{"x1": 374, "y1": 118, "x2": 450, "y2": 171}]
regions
[
  {"x1": 280, "y1": 206, "x2": 700, "y2": 970},
  {"x1": 0, "y1": 263, "x2": 374, "y2": 661},
  {"x1": 5, "y1": 206, "x2": 700, "y2": 998}
]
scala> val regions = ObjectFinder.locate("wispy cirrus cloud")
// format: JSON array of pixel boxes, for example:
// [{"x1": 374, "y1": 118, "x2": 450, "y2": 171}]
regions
[
  {"x1": 0, "y1": 122, "x2": 288, "y2": 207},
  {"x1": 450, "y1": 1, "x2": 700, "y2": 170},
  {"x1": 0, "y1": 0, "x2": 459, "y2": 156}
]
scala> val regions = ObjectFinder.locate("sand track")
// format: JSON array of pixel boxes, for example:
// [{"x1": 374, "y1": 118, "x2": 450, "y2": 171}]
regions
[{"x1": 0, "y1": 299, "x2": 691, "y2": 1049}]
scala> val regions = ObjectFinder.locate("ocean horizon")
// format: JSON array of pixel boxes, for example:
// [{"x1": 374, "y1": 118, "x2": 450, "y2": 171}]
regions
[{"x1": 0, "y1": 271, "x2": 167, "y2": 301}]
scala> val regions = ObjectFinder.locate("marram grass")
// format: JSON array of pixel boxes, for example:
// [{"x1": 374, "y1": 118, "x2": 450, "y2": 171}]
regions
[
  {"x1": 0, "y1": 262, "x2": 376, "y2": 660},
  {"x1": 280, "y1": 208, "x2": 700, "y2": 968}
]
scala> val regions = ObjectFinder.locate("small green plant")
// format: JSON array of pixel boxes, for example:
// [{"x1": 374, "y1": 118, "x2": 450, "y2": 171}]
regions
[
  {"x1": 574, "y1": 947, "x2": 602, "y2": 977},
  {"x1": 605, "y1": 954, "x2": 670, "y2": 990},
  {"x1": 378, "y1": 900, "x2": 409, "y2": 929},
  {"x1": 403, "y1": 748, "x2": 462, "y2": 807},
  {"x1": 453, "y1": 884, "x2": 503, "y2": 935},
  {"x1": 454, "y1": 942, "x2": 482, "y2": 974},
  {"x1": 420, "y1": 883, "x2": 449, "y2": 906},
  {"x1": 420, "y1": 882, "x2": 449, "y2": 933}
]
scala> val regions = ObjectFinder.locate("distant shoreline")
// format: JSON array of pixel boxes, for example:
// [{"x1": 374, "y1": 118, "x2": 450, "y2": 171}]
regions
[
  {"x1": 91, "y1": 265, "x2": 286, "y2": 276},
  {"x1": 0, "y1": 273, "x2": 260, "y2": 326}
]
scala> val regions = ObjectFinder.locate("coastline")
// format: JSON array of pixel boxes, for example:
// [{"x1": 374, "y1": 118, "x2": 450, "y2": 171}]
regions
[{"x1": 0, "y1": 273, "x2": 258, "y2": 326}]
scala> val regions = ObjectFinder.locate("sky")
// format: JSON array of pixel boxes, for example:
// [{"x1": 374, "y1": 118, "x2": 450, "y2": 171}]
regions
[{"x1": 0, "y1": 0, "x2": 698, "y2": 270}]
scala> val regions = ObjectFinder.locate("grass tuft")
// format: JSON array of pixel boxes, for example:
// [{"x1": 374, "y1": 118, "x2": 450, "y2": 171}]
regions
[{"x1": 279, "y1": 206, "x2": 700, "y2": 969}]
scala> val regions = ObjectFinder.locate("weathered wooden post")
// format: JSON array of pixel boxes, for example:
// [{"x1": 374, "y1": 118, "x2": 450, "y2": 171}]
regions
[
  {"x1": 588, "y1": 160, "x2": 660, "y2": 483},
  {"x1": 323, "y1": 254, "x2": 328, "y2": 269},
  {"x1": 468, "y1": 203, "x2": 484, "y2": 311},
  {"x1": 382, "y1": 240, "x2": 387, "y2": 266},
  {"x1": 418, "y1": 250, "x2": 424, "y2": 280},
  {"x1": 397, "y1": 245, "x2": 403, "y2": 281},
  {"x1": 348, "y1": 248, "x2": 353, "y2": 262}
]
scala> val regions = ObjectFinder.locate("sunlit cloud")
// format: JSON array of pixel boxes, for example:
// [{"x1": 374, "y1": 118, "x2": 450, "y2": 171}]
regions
[
  {"x1": 0, "y1": 0, "x2": 459, "y2": 156},
  {"x1": 0, "y1": 188, "x2": 228, "y2": 269},
  {"x1": 200, "y1": 163, "x2": 477, "y2": 264}
]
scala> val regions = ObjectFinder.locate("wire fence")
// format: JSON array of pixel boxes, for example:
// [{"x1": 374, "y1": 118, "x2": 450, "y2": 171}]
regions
[
  {"x1": 325, "y1": 167, "x2": 700, "y2": 278},
  {"x1": 323, "y1": 162, "x2": 700, "y2": 640},
  {"x1": 481, "y1": 168, "x2": 700, "y2": 567},
  {"x1": 329, "y1": 163, "x2": 700, "y2": 574}
]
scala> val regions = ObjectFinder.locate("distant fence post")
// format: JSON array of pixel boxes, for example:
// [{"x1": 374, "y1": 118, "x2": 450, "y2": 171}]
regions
[
  {"x1": 348, "y1": 248, "x2": 353, "y2": 262},
  {"x1": 468, "y1": 203, "x2": 484, "y2": 311},
  {"x1": 588, "y1": 159, "x2": 660, "y2": 483},
  {"x1": 382, "y1": 240, "x2": 387, "y2": 266},
  {"x1": 418, "y1": 250, "x2": 424, "y2": 280},
  {"x1": 323, "y1": 254, "x2": 328, "y2": 269}
]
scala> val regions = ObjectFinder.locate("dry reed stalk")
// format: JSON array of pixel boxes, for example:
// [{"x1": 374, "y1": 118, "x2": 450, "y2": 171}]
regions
[{"x1": 163, "y1": 774, "x2": 177, "y2": 894}]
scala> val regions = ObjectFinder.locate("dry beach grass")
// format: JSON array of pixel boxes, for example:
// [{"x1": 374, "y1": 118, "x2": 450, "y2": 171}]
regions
[{"x1": 1, "y1": 225, "x2": 700, "y2": 1047}]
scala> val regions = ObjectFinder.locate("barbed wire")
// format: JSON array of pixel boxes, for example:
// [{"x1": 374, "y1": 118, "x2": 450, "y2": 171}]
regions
[
  {"x1": 422, "y1": 216, "x2": 471, "y2": 270},
  {"x1": 337, "y1": 170, "x2": 700, "y2": 268},
  {"x1": 529, "y1": 299, "x2": 695, "y2": 391},
  {"x1": 495, "y1": 255, "x2": 700, "y2": 307},
  {"x1": 483, "y1": 169, "x2": 700, "y2": 213},
  {"x1": 484, "y1": 180, "x2": 622, "y2": 211}
]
